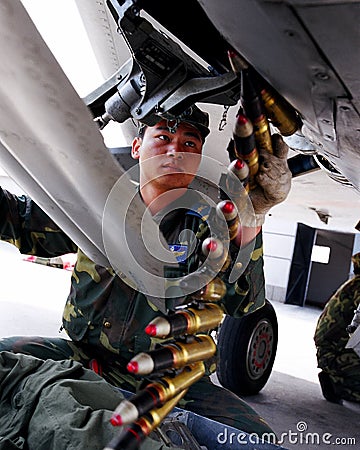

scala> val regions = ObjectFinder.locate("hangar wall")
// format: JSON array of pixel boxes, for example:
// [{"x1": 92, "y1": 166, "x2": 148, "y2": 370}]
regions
[
  {"x1": 263, "y1": 217, "x2": 297, "y2": 304},
  {"x1": 263, "y1": 216, "x2": 360, "y2": 306}
]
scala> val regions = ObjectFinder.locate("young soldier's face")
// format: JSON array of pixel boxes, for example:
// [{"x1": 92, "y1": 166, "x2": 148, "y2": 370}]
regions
[{"x1": 132, "y1": 119, "x2": 203, "y2": 192}]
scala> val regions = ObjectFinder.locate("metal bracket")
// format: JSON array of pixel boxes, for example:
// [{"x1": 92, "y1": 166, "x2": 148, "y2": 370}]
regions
[{"x1": 86, "y1": 0, "x2": 240, "y2": 127}]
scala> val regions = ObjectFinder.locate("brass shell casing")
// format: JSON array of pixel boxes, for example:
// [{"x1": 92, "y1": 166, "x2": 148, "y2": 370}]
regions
[
  {"x1": 261, "y1": 88, "x2": 299, "y2": 136},
  {"x1": 184, "y1": 303, "x2": 224, "y2": 334},
  {"x1": 161, "y1": 362, "x2": 206, "y2": 398},
  {"x1": 253, "y1": 114, "x2": 273, "y2": 154},
  {"x1": 170, "y1": 334, "x2": 217, "y2": 368},
  {"x1": 192, "y1": 276, "x2": 227, "y2": 302}
]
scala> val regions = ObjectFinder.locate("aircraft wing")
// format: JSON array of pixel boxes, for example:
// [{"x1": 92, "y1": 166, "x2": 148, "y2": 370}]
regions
[{"x1": 0, "y1": 0, "x2": 180, "y2": 310}]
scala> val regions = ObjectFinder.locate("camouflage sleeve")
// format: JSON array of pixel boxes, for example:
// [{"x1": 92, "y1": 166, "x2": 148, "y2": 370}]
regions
[
  {"x1": 221, "y1": 231, "x2": 265, "y2": 318},
  {"x1": 314, "y1": 278, "x2": 360, "y2": 346},
  {"x1": 0, "y1": 187, "x2": 78, "y2": 256}
]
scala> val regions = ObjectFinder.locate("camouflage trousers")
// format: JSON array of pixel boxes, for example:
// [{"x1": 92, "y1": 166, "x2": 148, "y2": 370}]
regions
[
  {"x1": 0, "y1": 335, "x2": 274, "y2": 438},
  {"x1": 317, "y1": 348, "x2": 360, "y2": 403}
]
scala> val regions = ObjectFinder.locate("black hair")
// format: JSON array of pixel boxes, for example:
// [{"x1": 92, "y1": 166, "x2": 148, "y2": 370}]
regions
[{"x1": 137, "y1": 124, "x2": 146, "y2": 139}]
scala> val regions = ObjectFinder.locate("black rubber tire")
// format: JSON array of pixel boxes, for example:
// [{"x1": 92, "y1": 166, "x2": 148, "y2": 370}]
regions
[{"x1": 216, "y1": 300, "x2": 278, "y2": 396}]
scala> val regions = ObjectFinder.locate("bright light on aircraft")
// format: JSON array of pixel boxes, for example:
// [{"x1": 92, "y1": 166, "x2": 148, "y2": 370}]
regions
[
  {"x1": 21, "y1": 0, "x2": 104, "y2": 97},
  {"x1": 19, "y1": 0, "x2": 130, "y2": 147}
]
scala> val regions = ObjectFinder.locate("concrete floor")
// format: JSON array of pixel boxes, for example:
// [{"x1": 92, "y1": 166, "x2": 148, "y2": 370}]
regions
[{"x1": 1, "y1": 242, "x2": 359, "y2": 449}]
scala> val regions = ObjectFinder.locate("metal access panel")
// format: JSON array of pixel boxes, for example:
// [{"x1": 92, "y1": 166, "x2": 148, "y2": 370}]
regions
[{"x1": 306, "y1": 229, "x2": 355, "y2": 307}]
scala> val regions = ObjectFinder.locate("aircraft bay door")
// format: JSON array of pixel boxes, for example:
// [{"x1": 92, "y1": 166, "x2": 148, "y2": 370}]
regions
[
  {"x1": 285, "y1": 224, "x2": 356, "y2": 307},
  {"x1": 306, "y1": 229, "x2": 355, "y2": 307}
]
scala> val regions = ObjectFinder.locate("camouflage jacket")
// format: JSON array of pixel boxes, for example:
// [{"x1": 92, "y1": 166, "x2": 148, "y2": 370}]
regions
[{"x1": 0, "y1": 187, "x2": 265, "y2": 362}]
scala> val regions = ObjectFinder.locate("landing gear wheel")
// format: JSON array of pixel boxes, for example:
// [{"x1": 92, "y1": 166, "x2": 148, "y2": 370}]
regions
[{"x1": 216, "y1": 300, "x2": 278, "y2": 396}]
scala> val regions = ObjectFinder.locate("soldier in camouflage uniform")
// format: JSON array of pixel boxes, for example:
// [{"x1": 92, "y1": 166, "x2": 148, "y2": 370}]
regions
[
  {"x1": 314, "y1": 252, "x2": 360, "y2": 403},
  {"x1": 0, "y1": 106, "x2": 291, "y2": 446}
]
